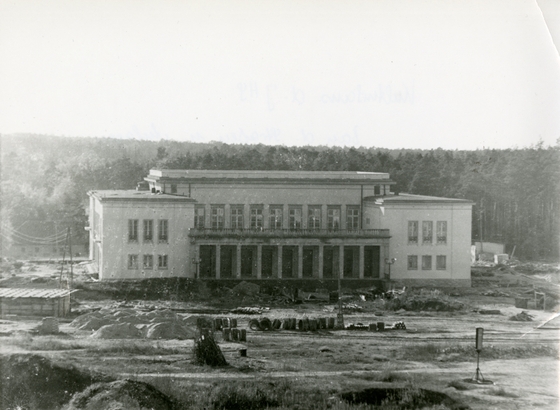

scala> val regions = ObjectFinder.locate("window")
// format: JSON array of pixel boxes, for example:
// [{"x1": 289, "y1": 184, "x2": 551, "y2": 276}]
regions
[
  {"x1": 436, "y1": 255, "x2": 447, "y2": 270},
  {"x1": 408, "y1": 221, "x2": 418, "y2": 243},
  {"x1": 289, "y1": 207, "x2": 302, "y2": 229},
  {"x1": 128, "y1": 254, "x2": 138, "y2": 269},
  {"x1": 347, "y1": 207, "x2": 360, "y2": 230},
  {"x1": 158, "y1": 254, "x2": 168, "y2": 269},
  {"x1": 327, "y1": 207, "x2": 340, "y2": 230},
  {"x1": 231, "y1": 206, "x2": 244, "y2": 229},
  {"x1": 437, "y1": 221, "x2": 447, "y2": 244},
  {"x1": 170, "y1": 184, "x2": 177, "y2": 194},
  {"x1": 143, "y1": 254, "x2": 153, "y2": 269},
  {"x1": 422, "y1": 221, "x2": 433, "y2": 244},
  {"x1": 407, "y1": 255, "x2": 418, "y2": 270},
  {"x1": 308, "y1": 206, "x2": 321, "y2": 230},
  {"x1": 250, "y1": 207, "x2": 263, "y2": 229},
  {"x1": 269, "y1": 206, "x2": 283, "y2": 229},
  {"x1": 194, "y1": 206, "x2": 205, "y2": 228},
  {"x1": 374, "y1": 185, "x2": 381, "y2": 195},
  {"x1": 422, "y1": 255, "x2": 432, "y2": 270},
  {"x1": 158, "y1": 219, "x2": 168, "y2": 242},
  {"x1": 128, "y1": 219, "x2": 138, "y2": 242},
  {"x1": 143, "y1": 220, "x2": 153, "y2": 242},
  {"x1": 211, "y1": 206, "x2": 224, "y2": 229}
]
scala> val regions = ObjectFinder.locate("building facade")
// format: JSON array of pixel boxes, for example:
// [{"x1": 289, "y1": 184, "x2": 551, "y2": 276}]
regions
[{"x1": 88, "y1": 170, "x2": 473, "y2": 286}]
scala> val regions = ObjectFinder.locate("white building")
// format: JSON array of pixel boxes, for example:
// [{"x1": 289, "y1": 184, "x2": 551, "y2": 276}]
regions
[{"x1": 88, "y1": 170, "x2": 473, "y2": 286}]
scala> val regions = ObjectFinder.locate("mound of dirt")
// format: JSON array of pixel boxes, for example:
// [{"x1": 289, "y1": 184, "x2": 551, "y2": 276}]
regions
[
  {"x1": 0, "y1": 354, "x2": 104, "y2": 410},
  {"x1": 231, "y1": 281, "x2": 260, "y2": 296},
  {"x1": 91, "y1": 323, "x2": 143, "y2": 339},
  {"x1": 71, "y1": 308, "x2": 197, "y2": 339},
  {"x1": 146, "y1": 322, "x2": 196, "y2": 340},
  {"x1": 70, "y1": 311, "x2": 104, "y2": 328},
  {"x1": 79, "y1": 317, "x2": 116, "y2": 331},
  {"x1": 65, "y1": 379, "x2": 175, "y2": 410}
]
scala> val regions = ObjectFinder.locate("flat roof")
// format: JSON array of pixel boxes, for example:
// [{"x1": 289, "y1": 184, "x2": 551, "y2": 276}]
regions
[
  {"x1": 147, "y1": 169, "x2": 393, "y2": 182},
  {"x1": 366, "y1": 193, "x2": 473, "y2": 204},
  {"x1": 88, "y1": 190, "x2": 195, "y2": 202},
  {"x1": 0, "y1": 288, "x2": 77, "y2": 299}
]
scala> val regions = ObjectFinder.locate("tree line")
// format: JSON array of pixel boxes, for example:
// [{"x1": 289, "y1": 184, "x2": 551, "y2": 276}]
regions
[{"x1": 1, "y1": 134, "x2": 558, "y2": 260}]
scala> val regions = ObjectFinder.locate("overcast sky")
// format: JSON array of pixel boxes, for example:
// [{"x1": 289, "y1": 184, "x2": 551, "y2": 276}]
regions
[{"x1": 1, "y1": 0, "x2": 559, "y2": 150}]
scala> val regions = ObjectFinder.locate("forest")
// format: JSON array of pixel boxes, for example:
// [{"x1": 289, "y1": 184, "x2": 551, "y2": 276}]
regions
[{"x1": 1, "y1": 134, "x2": 558, "y2": 260}]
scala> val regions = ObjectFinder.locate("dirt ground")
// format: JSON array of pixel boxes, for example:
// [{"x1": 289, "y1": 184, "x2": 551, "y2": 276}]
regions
[{"x1": 0, "y1": 260, "x2": 559, "y2": 409}]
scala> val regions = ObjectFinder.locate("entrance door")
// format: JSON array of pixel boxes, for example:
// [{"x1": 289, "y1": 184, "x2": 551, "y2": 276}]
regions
[{"x1": 364, "y1": 246, "x2": 380, "y2": 278}]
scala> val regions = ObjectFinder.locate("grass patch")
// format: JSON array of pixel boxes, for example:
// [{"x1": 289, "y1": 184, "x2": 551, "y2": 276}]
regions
[
  {"x1": 487, "y1": 387, "x2": 518, "y2": 398},
  {"x1": 93, "y1": 340, "x2": 185, "y2": 355},
  {"x1": 400, "y1": 343, "x2": 558, "y2": 362},
  {"x1": 6, "y1": 334, "x2": 87, "y2": 351},
  {"x1": 139, "y1": 378, "x2": 380, "y2": 409},
  {"x1": 348, "y1": 369, "x2": 411, "y2": 383},
  {"x1": 447, "y1": 380, "x2": 471, "y2": 391}
]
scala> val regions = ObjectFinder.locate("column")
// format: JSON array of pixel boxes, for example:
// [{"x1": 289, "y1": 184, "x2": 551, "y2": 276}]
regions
[
  {"x1": 215, "y1": 245, "x2": 221, "y2": 279},
  {"x1": 318, "y1": 245, "x2": 324, "y2": 279},
  {"x1": 256, "y1": 245, "x2": 262, "y2": 279},
  {"x1": 359, "y1": 245, "x2": 364, "y2": 279},
  {"x1": 264, "y1": 204, "x2": 270, "y2": 229},
  {"x1": 236, "y1": 245, "x2": 242, "y2": 278},
  {"x1": 194, "y1": 244, "x2": 200, "y2": 279},
  {"x1": 277, "y1": 245, "x2": 283, "y2": 278},
  {"x1": 341, "y1": 205, "x2": 347, "y2": 229},
  {"x1": 339, "y1": 245, "x2": 344, "y2": 279},
  {"x1": 298, "y1": 245, "x2": 303, "y2": 279}
]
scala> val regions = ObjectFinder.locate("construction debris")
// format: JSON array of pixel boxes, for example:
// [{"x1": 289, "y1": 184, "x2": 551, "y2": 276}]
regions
[
  {"x1": 390, "y1": 321, "x2": 407, "y2": 330},
  {"x1": 509, "y1": 311, "x2": 534, "y2": 322},
  {"x1": 230, "y1": 306, "x2": 267, "y2": 315}
]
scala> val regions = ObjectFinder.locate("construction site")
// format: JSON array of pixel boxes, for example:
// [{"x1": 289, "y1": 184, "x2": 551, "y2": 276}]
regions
[{"x1": 0, "y1": 252, "x2": 558, "y2": 410}]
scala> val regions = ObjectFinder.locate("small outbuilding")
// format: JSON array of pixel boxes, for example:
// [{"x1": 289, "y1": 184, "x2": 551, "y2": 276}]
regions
[{"x1": 0, "y1": 288, "x2": 75, "y2": 317}]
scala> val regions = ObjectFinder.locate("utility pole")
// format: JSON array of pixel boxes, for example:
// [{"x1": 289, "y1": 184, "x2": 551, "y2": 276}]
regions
[
  {"x1": 479, "y1": 198, "x2": 484, "y2": 254},
  {"x1": 68, "y1": 227, "x2": 73, "y2": 290}
]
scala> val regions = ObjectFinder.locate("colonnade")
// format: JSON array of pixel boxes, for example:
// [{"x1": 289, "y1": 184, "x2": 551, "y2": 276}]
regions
[{"x1": 196, "y1": 243, "x2": 383, "y2": 279}]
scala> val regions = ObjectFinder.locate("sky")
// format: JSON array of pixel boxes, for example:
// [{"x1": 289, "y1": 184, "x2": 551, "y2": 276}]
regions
[{"x1": 1, "y1": 0, "x2": 559, "y2": 150}]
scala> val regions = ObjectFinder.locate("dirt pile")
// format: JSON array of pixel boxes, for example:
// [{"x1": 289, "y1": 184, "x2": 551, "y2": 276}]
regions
[
  {"x1": 65, "y1": 379, "x2": 175, "y2": 410},
  {"x1": 91, "y1": 323, "x2": 143, "y2": 339},
  {"x1": 231, "y1": 281, "x2": 260, "y2": 296},
  {"x1": 0, "y1": 354, "x2": 104, "y2": 410},
  {"x1": 391, "y1": 295, "x2": 464, "y2": 312},
  {"x1": 70, "y1": 308, "x2": 196, "y2": 339}
]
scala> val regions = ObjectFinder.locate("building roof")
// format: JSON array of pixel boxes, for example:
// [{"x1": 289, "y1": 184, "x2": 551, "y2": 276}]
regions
[
  {"x1": 88, "y1": 190, "x2": 196, "y2": 202},
  {"x1": 365, "y1": 193, "x2": 473, "y2": 205},
  {"x1": 148, "y1": 169, "x2": 391, "y2": 182},
  {"x1": 0, "y1": 288, "x2": 76, "y2": 299}
]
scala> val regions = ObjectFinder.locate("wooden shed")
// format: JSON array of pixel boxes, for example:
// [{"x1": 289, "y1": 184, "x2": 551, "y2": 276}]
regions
[{"x1": 0, "y1": 289, "x2": 75, "y2": 317}]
